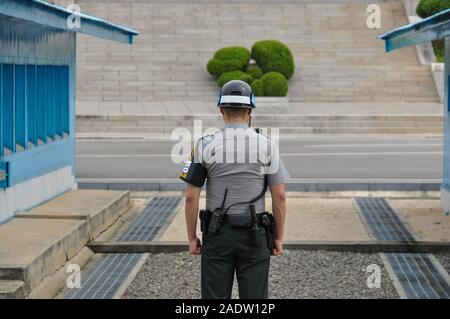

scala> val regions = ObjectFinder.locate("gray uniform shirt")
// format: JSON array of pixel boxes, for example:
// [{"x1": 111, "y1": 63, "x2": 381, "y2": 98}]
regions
[{"x1": 193, "y1": 122, "x2": 289, "y2": 215}]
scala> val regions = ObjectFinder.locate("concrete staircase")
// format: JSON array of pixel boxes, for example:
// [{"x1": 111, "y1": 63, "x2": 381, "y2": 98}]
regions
[
  {"x1": 77, "y1": 113, "x2": 443, "y2": 136},
  {"x1": 73, "y1": 0, "x2": 441, "y2": 135},
  {"x1": 0, "y1": 190, "x2": 130, "y2": 298}
]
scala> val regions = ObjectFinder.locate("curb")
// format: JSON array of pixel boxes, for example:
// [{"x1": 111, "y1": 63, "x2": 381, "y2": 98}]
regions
[
  {"x1": 87, "y1": 240, "x2": 450, "y2": 254},
  {"x1": 77, "y1": 180, "x2": 441, "y2": 192}
]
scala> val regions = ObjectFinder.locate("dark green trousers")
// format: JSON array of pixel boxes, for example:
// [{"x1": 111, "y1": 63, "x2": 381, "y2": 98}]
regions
[{"x1": 201, "y1": 223, "x2": 271, "y2": 299}]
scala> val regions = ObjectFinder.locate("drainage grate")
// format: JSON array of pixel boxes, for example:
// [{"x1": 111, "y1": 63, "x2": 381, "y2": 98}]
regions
[
  {"x1": 355, "y1": 197, "x2": 450, "y2": 299},
  {"x1": 355, "y1": 197, "x2": 415, "y2": 242},
  {"x1": 64, "y1": 196, "x2": 182, "y2": 299}
]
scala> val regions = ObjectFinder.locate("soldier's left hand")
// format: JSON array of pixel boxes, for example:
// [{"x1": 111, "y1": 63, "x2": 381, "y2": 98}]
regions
[{"x1": 189, "y1": 237, "x2": 202, "y2": 255}]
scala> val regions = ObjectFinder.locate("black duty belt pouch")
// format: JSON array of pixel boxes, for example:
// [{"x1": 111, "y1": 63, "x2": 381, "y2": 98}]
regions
[
  {"x1": 199, "y1": 209, "x2": 211, "y2": 234},
  {"x1": 228, "y1": 214, "x2": 253, "y2": 229}
]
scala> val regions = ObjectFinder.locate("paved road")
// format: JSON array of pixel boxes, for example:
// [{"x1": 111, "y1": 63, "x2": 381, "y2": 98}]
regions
[{"x1": 76, "y1": 136, "x2": 443, "y2": 182}]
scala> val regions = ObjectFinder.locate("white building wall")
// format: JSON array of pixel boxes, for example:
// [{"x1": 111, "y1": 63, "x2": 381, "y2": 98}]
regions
[{"x1": 0, "y1": 166, "x2": 76, "y2": 223}]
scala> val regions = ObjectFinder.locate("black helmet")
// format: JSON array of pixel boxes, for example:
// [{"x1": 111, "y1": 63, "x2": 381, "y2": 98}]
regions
[{"x1": 217, "y1": 80, "x2": 255, "y2": 109}]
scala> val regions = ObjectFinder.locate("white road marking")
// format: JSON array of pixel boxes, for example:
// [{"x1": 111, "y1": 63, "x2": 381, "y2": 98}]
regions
[{"x1": 303, "y1": 143, "x2": 441, "y2": 148}]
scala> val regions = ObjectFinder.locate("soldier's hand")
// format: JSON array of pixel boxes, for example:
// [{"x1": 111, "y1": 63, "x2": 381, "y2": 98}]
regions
[
  {"x1": 189, "y1": 237, "x2": 202, "y2": 255},
  {"x1": 272, "y1": 239, "x2": 283, "y2": 256}
]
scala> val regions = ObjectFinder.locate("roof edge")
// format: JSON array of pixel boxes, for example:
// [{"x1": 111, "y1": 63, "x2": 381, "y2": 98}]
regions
[
  {"x1": 0, "y1": 0, "x2": 138, "y2": 44},
  {"x1": 379, "y1": 8, "x2": 450, "y2": 52}
]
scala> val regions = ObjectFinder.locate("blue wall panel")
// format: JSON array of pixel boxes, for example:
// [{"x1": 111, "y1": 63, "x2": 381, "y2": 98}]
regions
[
  {"x1": 2, "y1": 64, "x2": 14, "y2": 153},
  {"x1": 1, "y1": 64, "x2": 70, "y2": 153},
  {"x1": 54, "y1": 66, "x2": 62, "y2": 137},
  {"x1": 0, "y1": 64, "x2": 3, "y2": 157},
  {"x1": 36, "y1": 65, "x2": 45, "y2": 143},
  {"x1": 44, "y1": 65, "x2": 54, "y2": 141},
  {"x1": 26, "y1": 65, "x2": 36, "y2": 146},
  {"x1": 8, "y1": 139, "x2": 74, "y2": 186},
  {"x1": 0, "y1": 15, "x2": 76, "y2": 189},
  {"x1": 62, "y1": 66, "x2": 69, "y2": 134},
  {"x1": 15, "y1": 65, "x2": 25, "y2": 149}
]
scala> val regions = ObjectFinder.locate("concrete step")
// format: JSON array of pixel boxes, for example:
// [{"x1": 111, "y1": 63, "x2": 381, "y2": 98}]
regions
[
  {"x1": 0, "y1": 280, "x2": 26, "y2": 299},
  {"x1": 0, "y1": 190, "x2": 130, "y2": 298},
  {"x1": 76, "y1": 125, "x2": 443, "y2": 135},
  {"x1": 74, "y1": 0, "x2": 438, "y2": 104},
  {"x1": 76, "y1": 114, "x2": 444, "y2": 134}
]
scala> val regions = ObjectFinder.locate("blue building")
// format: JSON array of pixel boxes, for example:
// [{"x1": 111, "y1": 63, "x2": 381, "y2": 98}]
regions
[
  {"x1": 380, "y1": 9, "x2": 450, "y2": 214},
  {"x1": 0, "y1": 0, "x2": 137, "y2": 222}
]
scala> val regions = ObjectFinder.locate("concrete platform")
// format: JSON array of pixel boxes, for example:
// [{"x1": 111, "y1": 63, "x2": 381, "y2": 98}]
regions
[
  {"x1": 159, "y1": 197, "x2": 370, "y2": 242},
  {"x1": 390, "y1": 198, "x2": 450, "y2": 242},
  {"x1": 0, "y1": 280, "x2": 26, "y2": 299},
  {"x1": 0, "y1": 218, "x2": 88, "y2": 292},
  {"x1": 0, "y1": 190, "x2": 130, "y2": 297},
  {"x1": 17, "y1": 190, "x2": 130, "y2": 238}
]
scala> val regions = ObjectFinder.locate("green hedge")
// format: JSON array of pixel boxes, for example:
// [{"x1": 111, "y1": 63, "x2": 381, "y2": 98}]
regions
[
  {"x1": 251, "y1": 79, "x2": 264, "y2": 96},
  {"x1": 251, "y1": 40, "x2": 295, "y2": 80},
  {"x1": 416, "y1": 0, "x2": 450, "y2": 18},
  {"x1": 246, "y1": 65, "x2": 263, "y2": 79},
  {"x1": 207, "y1": 58, "x2": 245, "y2": 77},
  {"x1": 258, "y1": 72, "x2": 288, "y2": 96},
  {"x1": 218, "y1": 71, "x2": 253, "y2": 87},
  {"x1": 214, "y1": 46, "x2": 250, "y2": 65}
]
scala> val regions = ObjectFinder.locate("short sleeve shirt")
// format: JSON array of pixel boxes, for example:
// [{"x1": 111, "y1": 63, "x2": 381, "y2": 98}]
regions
[{"x1": 180, "y1": 122, "x2": 289, "y2": 215}]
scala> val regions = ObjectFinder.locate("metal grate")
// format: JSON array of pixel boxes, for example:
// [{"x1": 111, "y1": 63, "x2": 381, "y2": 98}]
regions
[
  {"x1": 355, "y1": 197, "x2": 450, "y2": 299},
  {"x1": 355, "y1": 197, "x2": 416, "y2": 242},
  {"x1": 64, "y1": 196, "x2": 181, "y2": 299}
]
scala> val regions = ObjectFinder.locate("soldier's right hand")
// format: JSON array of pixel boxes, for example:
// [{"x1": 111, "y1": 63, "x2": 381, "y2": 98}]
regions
[
  {"x1": 272, "y1": 239, "x2": 283, "y2": 256},
  {"x1": 189, "y1": 237, "x2": 202, "y2": 255}
]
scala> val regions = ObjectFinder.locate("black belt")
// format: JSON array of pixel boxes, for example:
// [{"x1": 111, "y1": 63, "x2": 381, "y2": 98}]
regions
[{"x1": 223, "y1": 213, "x2": 265, "y2": 229}]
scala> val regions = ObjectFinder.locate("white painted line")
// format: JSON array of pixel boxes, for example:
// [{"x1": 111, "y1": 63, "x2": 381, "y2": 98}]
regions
[
  {"x1": 281, "y1": 151, "x2": 442, "y2": 156},
  {"x1": 303, "y1": 143, "x2": 442, "y2": 148}
]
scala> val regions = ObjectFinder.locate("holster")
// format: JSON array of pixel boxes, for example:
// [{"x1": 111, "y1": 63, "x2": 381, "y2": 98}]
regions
[
  {"x1": 199, "y1": 209, "x2": 211, "y2": 234},
  {"x1": 261, "y1": 212, "x2": 276, "y2": 250}
]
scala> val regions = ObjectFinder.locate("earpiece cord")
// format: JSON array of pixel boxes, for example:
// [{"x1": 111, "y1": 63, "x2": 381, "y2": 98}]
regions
[{"x1": 223, "y1": 177, "x2": 267, "y2": 215}]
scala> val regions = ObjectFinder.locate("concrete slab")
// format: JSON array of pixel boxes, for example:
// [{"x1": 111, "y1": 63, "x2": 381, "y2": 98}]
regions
[
  {"x1": 389, "y1": 199, "x2": 450, "y2": 242},
  {"x1": 17, "y1": 190, "x2": 130, "y2": 238},
  {"x1": 159, "y1": 197, "x2": 370, "y2": 242},
  {"x1": 0, "y1": 218, "x2": 88, "y2": 292},
  {"x1": 0, "y1": 280, "x2": 26, "y2": 299},
  {"x1": 0, "y1": 189, "x2": 131, "y2": 297}
]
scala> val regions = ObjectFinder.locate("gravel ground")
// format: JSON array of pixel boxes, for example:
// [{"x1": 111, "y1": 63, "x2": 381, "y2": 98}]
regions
[
  {"x1": 123, "y1": 250, "x2": 399, "y2": 299},
  {"x1": 435, "y1": 253, "x2": 450, "y2": 276}
]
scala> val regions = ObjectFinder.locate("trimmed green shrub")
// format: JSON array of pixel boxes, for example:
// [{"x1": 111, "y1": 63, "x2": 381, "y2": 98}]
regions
[
  {"x1": 259, "y1": 72, "x2": 288, "y2": 96},
  {"x1": 214, "y1": 46, "x2": 251, "y2": 65},
  {"x1": 251, "y1": 40, "x2": 295, "y2": 80},
  {"x1": 416, "y1": 0, "x2": 450, "y2": 18},
  {"x1": 207, "y1": 58, "x2": 245, "y2": 77},
  {"x1": 246, "y1": 65, "x2": 263, "y2": 79},
  {"x1": 218, "y1": 71, "x2": 253, "y2": 87},
  {"x1": 251, "y1": 79, "x2": 264, "y2": 96}
]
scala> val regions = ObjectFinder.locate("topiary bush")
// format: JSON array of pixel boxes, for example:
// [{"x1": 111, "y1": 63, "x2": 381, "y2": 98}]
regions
[
  {"x1": 246, "y1": 65, "x2": 263, "y2": 79},
  {"x1": 251, "y1": 79, "x2": 264, "y2": 96},
  {"x1": 213, "y1": 46, "x2": 251, "y2": 65},
  {"x1": 218, "y1": 71, "x2": 253, "y2": 87},
  {"x1": 259, "y1": 72, "x2": 288, "y2": 96},
  {"x1": 251, "y1": 40, "x2": 295, "y2": 80},
  {"x1": 207, "y1": 58, "x2": 245, "y2": 77},
  {"x1": 416, "y1": 0, "x2": 450, "y2": 18},
  {"x1": 206, "y1": 41, "x2": 295, "y2": 94}
]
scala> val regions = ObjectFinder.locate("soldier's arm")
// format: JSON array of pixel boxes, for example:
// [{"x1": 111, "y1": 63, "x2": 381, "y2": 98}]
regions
[
  {"x1": 269, "y1": 183, "x2": 286, "y2": 241},
  {"x1": 185, "y1": 184, "x2": 202, "y2": 244}
]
